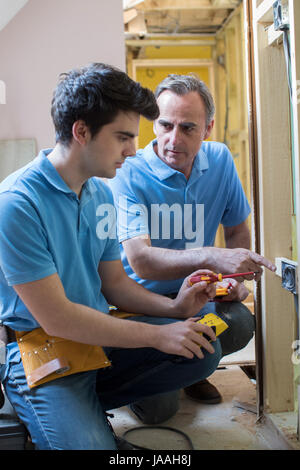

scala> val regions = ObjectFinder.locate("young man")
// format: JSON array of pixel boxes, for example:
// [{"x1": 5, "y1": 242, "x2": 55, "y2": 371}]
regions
[
  {"x1": 0, "y1": 64, "x2": 225, "y2": 450},
  {"x1": 109, "y1": 74, "x2": 276, "y2": 422}
]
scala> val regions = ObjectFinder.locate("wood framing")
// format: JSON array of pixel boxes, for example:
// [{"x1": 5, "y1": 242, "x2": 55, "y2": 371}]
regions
[
  {"x1": 250, "y1": 0, "x2": 297, "y2": 413},
  {"x1": 123, "y1": 0, "x2": 241, "y2": 34},
  {"x1": 131, "y1": 58, "x2": 215, "y2": 81},
  {"x1": 289, "y1": 2, "x2": 300, "y2": 297},
  {"x1": 125, "y1": 0, "x2": 240, "y2": 11},
  {"x1": 131, "y1": 58, "x2": 216, "y2": 141},
  {"x1": 214, "y1": 4, "x2": 251, "y2": 247}
]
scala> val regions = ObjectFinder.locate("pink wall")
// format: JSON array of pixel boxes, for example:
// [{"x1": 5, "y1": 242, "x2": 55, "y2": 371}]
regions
[{"x1": 0, "y1": 0, "x2": 125, "y2": 151}]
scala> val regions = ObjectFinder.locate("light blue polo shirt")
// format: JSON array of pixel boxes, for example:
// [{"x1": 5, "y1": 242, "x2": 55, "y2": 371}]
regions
[
  {"x1": 0, "y1": 149, "x2": 120, "y2": 332},
  {"x1": 109, "y1": 139, "x2": 250, "y2": 295}
]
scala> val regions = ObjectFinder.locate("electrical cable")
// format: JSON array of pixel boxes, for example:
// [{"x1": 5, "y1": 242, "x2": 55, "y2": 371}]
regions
[
  {"x1": 106, "y1": 412, "x2": 194, "y2": 450},
  {"x1": 122, "y1": 425, "x2": 194, "y2": 450},
  {"x1": 281, "y1": 17, "x2": 300, "y2": 441},
  {"x1": 282, "y1": 28, "x2": 297, "y2": 216},
  {"x1": 283, "y1": 30, "x2": 292, "y2": 101}
]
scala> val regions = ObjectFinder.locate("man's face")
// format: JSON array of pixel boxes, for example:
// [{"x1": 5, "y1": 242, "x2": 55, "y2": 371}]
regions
[
  {"x1": 153, "y1": 90, "x2": 214, "y2": 179},
  {"x1": 82, "y1": 111, "x2": 139, "y2": 179}
]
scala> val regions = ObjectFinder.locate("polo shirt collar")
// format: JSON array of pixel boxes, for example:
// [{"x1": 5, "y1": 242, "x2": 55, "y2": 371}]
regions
[
  {"x1": 143, "y1": 140, "x2": 209, "y2": 181},
  {"x1": 37, "y1": 148, "x2": 97, "y2": 199}
]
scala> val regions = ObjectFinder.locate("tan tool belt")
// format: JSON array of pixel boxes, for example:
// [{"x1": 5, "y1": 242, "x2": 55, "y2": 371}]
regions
[
  {"x1": 16, "y1": 329, "x2": 111, "y2": 389},
  {"x1": 16, "y1": 309, "x2": 141, "y2": 389}
]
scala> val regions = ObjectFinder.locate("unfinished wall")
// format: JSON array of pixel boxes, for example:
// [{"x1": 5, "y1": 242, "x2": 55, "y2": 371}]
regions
[
  {"x1": 0, "y1": 0, "x2": 125, "y2": 152},
  {"x1": 128, "y1": 38, "x2": 215, "y2": 149},
  {"x1": 126, "y1": 8, "x2": 250, "y2": 250},
  {"x1": 250, "y1": 0, "x2": 299, "y2": 414}
]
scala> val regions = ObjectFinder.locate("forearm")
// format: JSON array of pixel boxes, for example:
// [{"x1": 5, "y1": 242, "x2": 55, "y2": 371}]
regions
[
  {"x1": 103, "y1": 273, "x2": 178, "y2": 317},
  {"x1": 224, "y1": 221, "x2": 250, "y2": 249},
  {"x1": 127, "y1": 241, "x2": 276, "y2": 283},
  {"x1": 128, "y1": 243, "x2": 220, "y2": 280},
  {"x1": 50, "y1": 299, "x2": 160, "y2": 349},
  {"x1": 13, "y1": 273, "x2": 217, "y2": 359}
]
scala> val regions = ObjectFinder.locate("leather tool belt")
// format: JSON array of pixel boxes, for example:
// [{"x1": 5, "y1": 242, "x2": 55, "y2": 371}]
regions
[
  {"x1": 16, "y1": 328, "x2": 111, "y2": 388},
  {"x1": 13, "y1": 309, "x2": 140, "y2": 389}
]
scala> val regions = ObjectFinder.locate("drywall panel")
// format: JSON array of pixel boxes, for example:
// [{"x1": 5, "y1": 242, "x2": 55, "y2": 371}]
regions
[
  {"x1": 0, "y1": 139, "x2": 35, "y2": 181},
  {"x1": 0, "y1": 0, "x2": 125, "y2": 151}
]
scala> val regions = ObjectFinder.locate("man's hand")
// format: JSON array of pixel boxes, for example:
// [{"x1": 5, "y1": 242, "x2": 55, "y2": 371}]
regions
[
  {"x1": 215, "y1": 278, "x2": 249, "y2": 302},
  {"x1": 154, "y1": 317, "x2": 217, "y2": 359},
  {"x1": 172, "y1": 269, "x2": 217, "y2": 319},
  {"x1": 209, "y1": 247, "x2": 276, "y2": 281}
]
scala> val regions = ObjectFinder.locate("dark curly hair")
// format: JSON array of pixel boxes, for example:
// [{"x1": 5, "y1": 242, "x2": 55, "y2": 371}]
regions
[{"x1": 51, "y1": 63, "x2": 159, "y2": 146}]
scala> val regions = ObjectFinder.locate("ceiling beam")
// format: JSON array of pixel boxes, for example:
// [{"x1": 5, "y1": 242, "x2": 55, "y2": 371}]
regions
[
  {"x1": 133, "y1": 0, "x2": 239, "y2": 11},
  {"x1": 125, "y1": 38, "x2": 216, "y2": 46},
  {"x1": 123, "y1": 0, "x2": 145, "y2": 11}
]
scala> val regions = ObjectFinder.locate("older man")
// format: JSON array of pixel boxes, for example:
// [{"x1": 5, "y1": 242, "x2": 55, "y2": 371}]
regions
[{"x1": 109, "y1": 74, "x2": 276, "y2": 423}]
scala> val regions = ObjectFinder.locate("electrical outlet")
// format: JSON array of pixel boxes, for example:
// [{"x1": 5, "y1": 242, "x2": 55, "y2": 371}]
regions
[
  {"x1": 275, "y1": 257, "x2": 298, "y2": 294},
  {"x1": 282, "y1": 260, "x2": 298, "y2": 294},
  {"x1": 273, "y1": 0, "x2": 289, "y2": 31}
]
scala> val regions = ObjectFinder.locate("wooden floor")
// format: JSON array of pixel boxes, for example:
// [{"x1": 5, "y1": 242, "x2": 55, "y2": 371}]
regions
[
  {"x1": 110, "y1": 365, "x2": 271, "y2": 450},
  {"x1": 109, "y1": 287, "x2": 261, "y2": 450}
]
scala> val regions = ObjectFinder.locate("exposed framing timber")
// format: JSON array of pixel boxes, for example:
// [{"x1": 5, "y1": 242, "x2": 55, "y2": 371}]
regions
[
  {"x1": 255, "y1": 0, "x2": 276, "y2": 23},
  {"x1": 126, "y1": 0, "x2": 240, "y2": 11},
  {"x1": 126, "y1": 39, "x2": 216, "y2": 47},
  {"x1": 244, "y1": 0, "x2": 264, "y2": 418},
  {"x1": 131, "y1": 58, "x2": 216, "y2": 141},
  {"x1": 131, "y1": 58, "x2": 215, "y2": 87},
  {"x1": 289, "y1": 0, "x2": 300, "y2": 303},
  {"x1": 289, "y1": 0, "x2": 300, "y2": 435},
  {"x1": 125, "y1": 33, "x2": 217, "y2": 38},
  {"x1": 251, "y1": 0, "x2": 296, "y2": 413}
]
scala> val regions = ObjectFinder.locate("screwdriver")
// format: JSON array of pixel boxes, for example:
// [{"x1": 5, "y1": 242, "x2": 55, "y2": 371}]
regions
[{"x1": 189, "y1": 271, "x2": 258, "y2": 286}]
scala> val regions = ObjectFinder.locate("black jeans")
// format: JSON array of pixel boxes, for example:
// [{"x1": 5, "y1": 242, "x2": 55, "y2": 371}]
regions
[{"x1": 130, "y1": 300, "x2": 255, "y2": 424}]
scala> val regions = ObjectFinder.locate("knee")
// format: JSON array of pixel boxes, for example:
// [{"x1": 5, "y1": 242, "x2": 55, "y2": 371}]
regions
[
  {"x1": 204, "y1": 338, "x2": 222, "y2": 377},
  {"x1": 215, "y1": 302, "x2": 255, "y2": 356},
  {"x1": 130, "y1": 390, "x2": 180, "y2": 424}
]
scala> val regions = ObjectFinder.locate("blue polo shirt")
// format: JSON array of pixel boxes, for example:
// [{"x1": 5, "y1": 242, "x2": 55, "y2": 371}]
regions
[
  {"x1": 109, "y1": 139, "x2": 250, "y2": 295},
  {"x1": 0, "y1": 149, "x2": 120, "y2": 332}
]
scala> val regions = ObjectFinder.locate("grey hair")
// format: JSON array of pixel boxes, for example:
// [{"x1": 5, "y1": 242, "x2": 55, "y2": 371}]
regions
[{"x1": 154, "y1": 73, "x2": 215, "y2": 127}]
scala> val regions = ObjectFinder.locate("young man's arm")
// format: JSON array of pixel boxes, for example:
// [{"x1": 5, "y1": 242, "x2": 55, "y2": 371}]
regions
[
  {"x1": 98, "y1": 259, "x2": 216, "y2": 318},
  {"x1": 13, "y1": 267, "x2": 217, "y2": 360}
]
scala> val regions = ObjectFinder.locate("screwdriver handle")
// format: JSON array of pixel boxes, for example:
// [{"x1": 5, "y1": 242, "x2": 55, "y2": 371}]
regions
[{"x1": 189, "y1": 271, "x2": 256, "y2": 286}]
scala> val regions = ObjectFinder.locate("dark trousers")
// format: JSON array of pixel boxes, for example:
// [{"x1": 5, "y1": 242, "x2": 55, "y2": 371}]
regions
[{"x1": 130, "y1": 300, "x2": 255, "y2": 424}]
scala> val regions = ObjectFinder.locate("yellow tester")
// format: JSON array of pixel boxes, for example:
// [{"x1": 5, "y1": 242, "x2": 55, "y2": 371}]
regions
[{"x1": 197, "y1": 313, "x2": 228, "y2": 342}]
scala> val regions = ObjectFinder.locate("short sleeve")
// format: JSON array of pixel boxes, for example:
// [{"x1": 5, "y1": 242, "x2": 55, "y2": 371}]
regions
[
  {"x1": 0, "y1": 192, "x2": 57, "y2": 286},
  {"x1": 109, "y1": 174, "x2": 150, "y2": 242},
  {"x1": 220, "y1": 151, "x2": 251, "y2": 227}
]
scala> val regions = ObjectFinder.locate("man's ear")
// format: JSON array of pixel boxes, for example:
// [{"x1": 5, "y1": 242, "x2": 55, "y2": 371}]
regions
[
  {"x1": 204, "y1": 119, "x2": 214, "y2": 140},
  {"x1": 153, "y1": 120, "x2": 158, "y2": 136},
  {"x1": 72, "y1": 120, "x2": 90, "y2": 145}
]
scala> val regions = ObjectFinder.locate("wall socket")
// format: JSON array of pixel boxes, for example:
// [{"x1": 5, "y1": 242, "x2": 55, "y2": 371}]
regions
[
  {"x1": 275, "y1": 257, "x2": 298, "y2": 294},
  {"x1": 273, "y1": 0, "x2": 289, "y2": 31}
]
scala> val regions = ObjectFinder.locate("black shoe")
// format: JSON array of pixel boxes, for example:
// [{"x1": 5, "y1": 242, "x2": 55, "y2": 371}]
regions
[
  {"x1": 184, "y1": 379, "x2": 222, "y2": 404},
  {"x1": 115, "y1": 436, "x2": 138, "y2": 450},
  {"x1": 129, "y1": 390, "x2": 180, "y2": 424}
]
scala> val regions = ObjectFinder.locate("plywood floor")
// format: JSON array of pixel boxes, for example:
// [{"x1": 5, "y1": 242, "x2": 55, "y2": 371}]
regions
[{"x1": 109, "y1": 365, "x2": 272, "y2": 450}]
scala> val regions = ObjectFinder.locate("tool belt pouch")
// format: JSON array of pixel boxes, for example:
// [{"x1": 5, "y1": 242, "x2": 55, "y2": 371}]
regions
[{"x1": 16, "y1": 328, "x2": 111, "y2": 389}]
